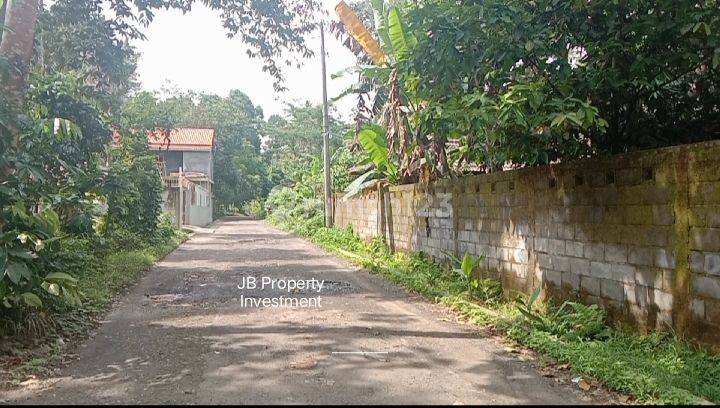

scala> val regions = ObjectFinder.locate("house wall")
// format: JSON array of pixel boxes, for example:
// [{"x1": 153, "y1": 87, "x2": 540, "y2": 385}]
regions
[
  {"x1": 161, "y1": 183, "x2": 212, "y2": 227},
  {"x1": 333, "y1": 140, "x2": 720, "y2": 345},
  {"x1": 157, "y1": 151, "x2": 183, "y2": 175},
  {"x1": 186, "y1": 183, "x2": 213, "y2": 226},
  {"x1": 157, "y1": 149, "x2": 214, "y2": 227},
  {"x1": 183, "y1": 151, "x2": 213, "y2": 180}
]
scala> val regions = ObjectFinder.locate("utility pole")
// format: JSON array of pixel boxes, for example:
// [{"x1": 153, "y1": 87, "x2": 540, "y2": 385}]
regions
[{"x1": 320, "y1": 22, "x2": 333, "y2": 228}]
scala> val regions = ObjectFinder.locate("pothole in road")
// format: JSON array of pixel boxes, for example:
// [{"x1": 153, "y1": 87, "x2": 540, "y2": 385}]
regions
[
  {"x1": 148, "y1": 293, "x2": 186, "y2": 303},
  {"x1": 319, "y1": 280, "x2": 355, "y2": 294},
  {"x1": 234, "y1": 238, "x2": 271, "y2": 244}
]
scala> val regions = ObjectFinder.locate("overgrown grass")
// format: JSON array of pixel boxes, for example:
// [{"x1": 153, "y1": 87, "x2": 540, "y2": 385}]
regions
[
  {"x1": 275, "y1": 215, "x2": 720, "y2": 405},
  {"x1": 0, "y1": 230, "x2": 186, "y2": 386}
]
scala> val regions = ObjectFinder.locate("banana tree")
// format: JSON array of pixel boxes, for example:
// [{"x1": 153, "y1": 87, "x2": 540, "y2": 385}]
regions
[
  {"x1": 335, "y1": 1, "x2": 444, "y2": 190},
  {"x1": 342, "y1": 124, "x2": 398, "y2": 200}
]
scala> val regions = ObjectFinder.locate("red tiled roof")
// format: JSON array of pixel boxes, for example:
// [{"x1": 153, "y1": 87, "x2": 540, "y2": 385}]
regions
[{"x1": 148, "y1": 128, "x2": 215, "y2": 152}]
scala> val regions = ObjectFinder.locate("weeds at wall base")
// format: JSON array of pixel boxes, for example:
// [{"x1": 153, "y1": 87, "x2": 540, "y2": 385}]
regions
[{"x1": 271, "y1": 216, "x2": 720, "y2": 405}]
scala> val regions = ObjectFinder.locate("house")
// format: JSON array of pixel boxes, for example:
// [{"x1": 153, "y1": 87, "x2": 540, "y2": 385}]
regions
[{"x1": 148, "y1": 128, "x2": 215, "y2": 227}]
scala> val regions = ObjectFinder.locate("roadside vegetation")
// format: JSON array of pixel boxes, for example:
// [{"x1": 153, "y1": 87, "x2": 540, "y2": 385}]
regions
[
  {"x1": 257, "y1": 3, "x2": 720, "y2": 403},
  {"x1": 330, "y1": 0, "x2": 720, "y2": 190},
  {"x1": 1, "y1": 219, "x2": 185, "y2": 386},
  {"x1": 266, "y1": 207, "x2": 720, "y2": 405},
  {"x1": 1, "y1": 0, "x2": 315, "y2": 385}
]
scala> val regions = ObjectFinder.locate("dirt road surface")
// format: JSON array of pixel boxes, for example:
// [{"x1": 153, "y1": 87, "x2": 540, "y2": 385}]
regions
[{"x1": 2, "y1": 218, "x2": 596, "y2": 404}]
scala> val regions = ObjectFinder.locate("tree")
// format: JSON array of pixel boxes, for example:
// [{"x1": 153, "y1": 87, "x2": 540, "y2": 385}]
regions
[
  {"x1": 264, "y1": 103, "x2": 347, "y2": 185},
  {"x1": 0, "y1": 0, "x2": 322, "y2": 117},
  {"x1": 0, "y1": 0, "x2": 40, "y2": 110},
  {"x1": 36, "y1": 0, "x2": 139, "y2": 112},
  {"x1": 335, "y1": 0, "x2": 720, "y2": 176},
  {"x1": 403, "y1": 0, "x2": 720, "y2": 163}
]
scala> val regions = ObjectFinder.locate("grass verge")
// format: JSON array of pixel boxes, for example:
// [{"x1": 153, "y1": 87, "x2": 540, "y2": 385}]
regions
[
  {"x1": 275, "y1": 216, "x2": 720, "y2": 405},
  {"x1": 0, "y1": 231, "x2": 186, "y2": 387}
]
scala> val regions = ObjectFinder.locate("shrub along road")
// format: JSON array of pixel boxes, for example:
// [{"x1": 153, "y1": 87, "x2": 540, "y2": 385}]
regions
[{"x1": 3, "y1": 218, "x2": 606, "y2": 404}]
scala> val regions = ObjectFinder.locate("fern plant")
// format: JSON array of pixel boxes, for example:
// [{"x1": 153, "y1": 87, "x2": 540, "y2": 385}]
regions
[{"x1": 515, "y1": 287, "x2": 609, "y2": 341}]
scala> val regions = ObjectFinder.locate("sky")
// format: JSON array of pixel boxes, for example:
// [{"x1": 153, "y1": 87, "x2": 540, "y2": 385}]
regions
[{"x1": 133, "y1": 1, "x2": 359, "y2": 120}]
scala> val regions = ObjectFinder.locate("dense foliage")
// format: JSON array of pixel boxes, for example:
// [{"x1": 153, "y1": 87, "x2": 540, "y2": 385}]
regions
[
  {"x1": 406, "y1": 0, "x2": 720, "y2": 159},
  {"x1": 335, "y1": 0, "x2": 720, "y2": 182},
  {"x1": 36, "y1": 0, "x2": 138, "y2": 112},
  {"x1": 262, "y1": 103, "x2": 357, "y2": 224}
]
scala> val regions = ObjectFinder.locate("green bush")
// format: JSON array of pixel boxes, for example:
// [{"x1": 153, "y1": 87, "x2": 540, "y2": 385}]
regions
[
  {"x1": 243, "y1": 199, "x2": 266, "y2": 219},
  {"x1": 104, "y1": 131, "x2": 163, "y2": 241},
  {"x1": 264, "y1": 184, "x2": 325, "y2": 228}
]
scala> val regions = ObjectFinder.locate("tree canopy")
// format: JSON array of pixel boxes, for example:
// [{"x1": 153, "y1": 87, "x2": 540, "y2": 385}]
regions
[{"x1": 335, "y1": 0, "x2": 720, "y2": 182}]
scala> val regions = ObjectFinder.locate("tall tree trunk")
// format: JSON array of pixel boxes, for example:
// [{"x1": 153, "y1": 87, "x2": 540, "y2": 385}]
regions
[
  {"x1": 0, "y1": 0, "x2": 8, "y2": 43},
  {"x1": 0, "y1": 0, "x2": 40, "y2": 112}
]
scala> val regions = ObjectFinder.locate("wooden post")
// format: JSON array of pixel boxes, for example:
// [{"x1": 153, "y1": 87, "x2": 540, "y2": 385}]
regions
[{"x1": 177, "y1": 167, "x2": 184, "y2": 228}]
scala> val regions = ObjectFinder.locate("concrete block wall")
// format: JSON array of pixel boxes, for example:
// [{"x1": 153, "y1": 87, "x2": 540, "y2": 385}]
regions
[{"x1": 332, "y1": 140, "x2": 720, "y2": 344}]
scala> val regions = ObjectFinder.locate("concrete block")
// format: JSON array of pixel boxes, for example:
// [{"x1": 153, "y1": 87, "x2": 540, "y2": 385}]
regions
[
  {"x1": 517, "y1": 223, "x2": 531, "y2": 236},
  {"x1": 611, "y1": 263, "x2": 636, "y2": 283},
  {"x1": 652, "y1": 205, "x2": 674, "y2": 226},
  {"x1": 545, "y1": 270, "x2": 562, "y2": 286},
  {"x1": 514, "y1": 248, "x2": 529, "y2": 264},
  {"x1": 635, "y1": 268, "x2": 663, "y2": 289},
  {"x1": 708, "y1": 209, "x2": 720, "y2": 228},
  {"x1": 585, "y1": 243, "x2": 605, "y2": 261},
  {"x1": 570, "y1": 258, "x2": 590, "y2": 275},
  {"x1": 690, "y1": 251, "x2": 705, "y2": 273},
  {"x1": 486, "y1": 246, "x2": 499, "y2": 259},
  {"x1": 654, "y1": 248, "x2": 676, "y2": 269},
  {"x1": 535, "y1": 237, "x2": 548, "y2": 253},
  {"x1": 549, "y1": 239, "x2": 566, "y2": 255},
  {"x1": 581, "y1": 276, "x2": 601, "y2": 295},
  {"x1": 661, "y1": 270, "x2": 675, "y2": 292},
  {"x1": 566, "y1": 241, "x2": 584, "y2": 258},
  {"x1": 476, "y1": 232, "x2": 490, "y2": 244},
  {"x1": 512, "y1": 263, "x2": 527, "y2": 278},
  {"x1": 694, "y1": 275, "x2": 720, "y2": 300},
  {"x1": 590, "y1": 261, "x2": 613, "y2": 280},
  {"x1": 605, "y1": 244, "x2": 628, "y2": 263},
  {"x1": 574, "y1": 225, "x2": 590, "y2": 241},
  {"x1": 551, "y1": 255, "x2": 571, "y2": 272},
  {"x1": 561, "y1": 272, "x2": 581, "y2": 290},
  {"x1": 558, "y1": 224, "x2": 574, "y2": 240},
  {"x1": 650, "y1": 289, "x2": 674, "y2": 312},
  {"x1": 464, "y1": 218, "x2": 474, "y2": 231},
  {"x1": 601, "y1": 279, "x2": 625, "y2": 302},
  {"x1": 628, "y1": 246, "x2": 654, "y2": 266},
  {"x1": 625, "y1": 205, "x2": 653, "y2": 225},
  {"x1": 624, "y1": 284, "x2": 639, "y2": 305},
  {"x1": 501, "y1": 247, "x2": 514, "y2": 262},
  {"x1": 645, "y1": 226, "x2": 670, "y2": 247},
  {"x1": 706, "y1": 301, "x2": 720, "y2": 323},
  {"x1": 705, "y1": 253, "x2": 720, "y2": 276},
  {"x1": 690, "y1": 227, "x2": 720, "y2": 252}
]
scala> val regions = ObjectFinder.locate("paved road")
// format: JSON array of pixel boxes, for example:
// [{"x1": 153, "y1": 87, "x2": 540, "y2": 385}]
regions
[{"x1": 3, "y1": 218, "x2": 592, "y2": 404}]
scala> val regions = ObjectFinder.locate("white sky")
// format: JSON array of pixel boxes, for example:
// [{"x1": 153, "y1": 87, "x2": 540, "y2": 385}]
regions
[{"x1": 133, "y1": 1, "x2": 358, "y2": 120}]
